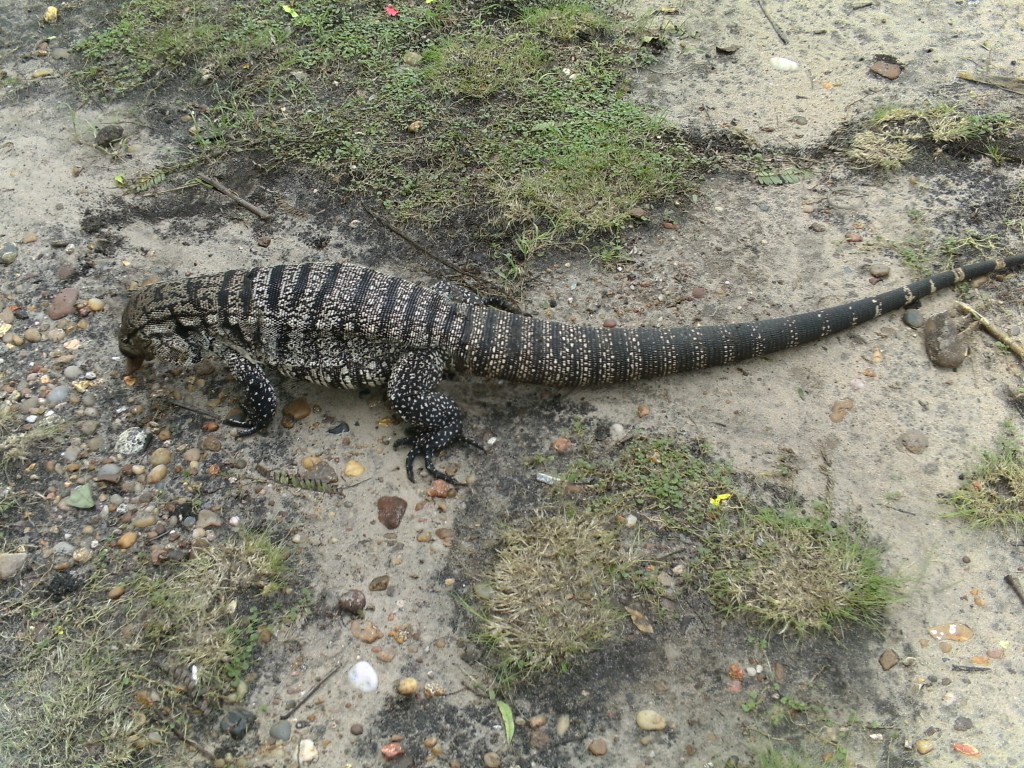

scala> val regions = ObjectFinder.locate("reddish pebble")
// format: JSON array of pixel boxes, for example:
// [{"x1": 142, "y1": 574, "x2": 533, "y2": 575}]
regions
[
  {"x1": 47, "y1": 286, "x2": 79, "y2": 320},
  {"x1": 602, "y1": 319, "x2": 617, "y2": 328},
  {"x1": 726, "y1": 679, "x2": 743, "y2": 693},
  {"x1": 846, "y1": 232, "x2": 863, "y2": 243},
  {"x1": 988, "y1": 647, "x2": 1005, "y2": 659},
  {"x1": 377, "y1": 496, "x2": 407, "y2": 529},
  {"x1": 551, "y1": 437, "x2": 572, "y2": 454},
  {"x1": 381, "y1": 742, "x2": 404, "y2": 759}
]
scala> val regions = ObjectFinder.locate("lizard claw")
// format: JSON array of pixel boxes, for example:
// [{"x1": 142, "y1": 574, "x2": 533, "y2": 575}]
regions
[{"x1": 396, "y1": 430, "x2": 482, "y2": 484}]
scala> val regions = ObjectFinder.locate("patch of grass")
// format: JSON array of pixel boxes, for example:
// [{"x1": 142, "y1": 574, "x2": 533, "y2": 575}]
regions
[
  {"x1": 0, "y1": 529, "x2": 299, "y2": 768},
  {"x1": 468, "y1": 435, "x2": 902, "y2": 691},
  {"x1": 702, "y1": 505, "x2": 901, "y2": 635},
  {"x1": 848, "y1": 103, "x2": 1021, "y2": 171},
  {"x1": 474, "y1": 512, "x2": 632, "y2": 686},
  {"x1": 947, "y1": 424, "x2": 1024, "y2": 532},
  {"x1": 73, "y1": 0, "x2": 708, "y2": 277}
]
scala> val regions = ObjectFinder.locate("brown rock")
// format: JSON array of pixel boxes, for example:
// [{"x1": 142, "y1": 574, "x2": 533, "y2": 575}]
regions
[
  {"x1": 368, "y1": 575, "x2": 390, "y2": 591},
  {"x1": 338, "y1": 589, "x2": 366, "y2": 615},
  {"x1": 283, "y1": 397, "x2": 311, "y2": 420},
  {"x1": 47, "y1": 286, "x2": 79, "y2": 320},
  {"x1": 869, "y1": 59, "x2": 903, "y2": 80},
  {"x1": 377, "y1": 496, "x2": 407, "y2": 529},
  {"x1": 879, "y1": 648, "x2": 900, "y2": 671},
  {"x1": 351, "y1": 620, "x2": 384, "y2": 643},
  {"x1": 588, "y1": 737, "x2": 609, "y2": 756}
]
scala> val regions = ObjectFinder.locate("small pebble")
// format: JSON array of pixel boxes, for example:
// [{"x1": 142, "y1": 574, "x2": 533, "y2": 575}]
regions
[
  {"x1": 915, "y1": 739, "x2": 934, "y2": 754},
  {"x1": 588, "y1": 737, "x2": 608, "y2": 756},
  {"x1": 150, "y1": 447, "x2": 172, "y2": 466},
  {"x1": 879, "y1": 649, "x2": 900, "y2": 671},
  {"x1": 635, "y1": 710, "x2": 666, "y2": 731},
  {"x1": 107, "y1": 585, "x2": 125, "y2": 599},
  {"x1": 903, "y1": 308, "x2": 925, "y2": 329},
  {"x1": 483, "y1": 752, "x2": 501, "y2": 768},
  {"x1": 397, "y1": 677, "x2": 419, "y2": 696},
  {"x1": 269, "y1": 721, "x2": 292, "y2": 742},
  {"x1": 377, "y1": 496, "x2": 407, "y2": 529},
  {"x1": 116, "y1": 531, "x2": 139, "y2": 549},
  {"x1": 898, "y1": 429, "x2": 928, "y2": 454},
  {"x1": 146, "y1": 464, "x2": 168, "y2": 484},
  {"x1": 350, "y1": 723, "x2": 364, "y2": 736},
  {"x1": 869, "y1": 263, "x2": 890, "y2": 278},
  {"x1": 347, "y1": 660, "x2": 379, "y2": 692}
]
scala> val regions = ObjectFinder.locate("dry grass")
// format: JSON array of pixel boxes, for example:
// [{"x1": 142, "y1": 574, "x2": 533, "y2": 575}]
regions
[{"x1": 475, "y1": 513, "x2": 630, "y2": 684}]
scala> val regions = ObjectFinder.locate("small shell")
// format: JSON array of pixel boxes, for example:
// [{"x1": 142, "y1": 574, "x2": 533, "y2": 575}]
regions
[
  {"x1": 770, "y1": 56, "x2": 799, "y2": 72},
  {"x1": 347, "y1": 660, "x2": 379, "y2": 692}
]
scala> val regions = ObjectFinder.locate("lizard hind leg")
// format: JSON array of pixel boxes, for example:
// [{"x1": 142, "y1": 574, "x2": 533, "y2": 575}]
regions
[{"x1": 387, "y1": 350, "x2": 475, "y2": 483}]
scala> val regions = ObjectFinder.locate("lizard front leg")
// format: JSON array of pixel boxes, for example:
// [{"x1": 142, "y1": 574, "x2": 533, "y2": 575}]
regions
[
  {"x1": 219, "y1": 347, "x2": 279, "y2": 436},
  {"x1": 387, "y1": 350, "x2": 480, "y2": 484}
]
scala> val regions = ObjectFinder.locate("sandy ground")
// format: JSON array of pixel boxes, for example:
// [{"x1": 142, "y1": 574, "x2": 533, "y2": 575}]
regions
[{"x1": 2, "y1": 0, "x2": 1024, "y2": 766}]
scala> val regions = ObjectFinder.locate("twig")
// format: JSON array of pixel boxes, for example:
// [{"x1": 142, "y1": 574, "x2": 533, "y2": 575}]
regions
[
  {"x1": 1005, "y1": 574, "x2": 1024, "y2": 607},
  {"x1": 752, "y1": 0, "x2": 788, "y2": 45},
  {"x1": 951, "y1": 664, "x2": 992, "y2": 673},
  {"x1": 359, "y1": 201, "x2": 474, "y2": 279},
  {"x1": 956, "y1": 301, "x2": 1024, "y2": 362},
  {"x1": 160, "y1": 397, "x2": 219, "y2": 421},
  {"x1": 196, "y1": 174, "x2": 272, "y2": 220},
  {"x1": 280, "y1": 658, "x2": 347, "y2": 720}
]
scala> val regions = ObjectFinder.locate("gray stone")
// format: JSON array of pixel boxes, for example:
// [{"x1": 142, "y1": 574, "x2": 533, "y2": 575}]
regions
[{"x1": 0, "y1": 552, "x2": 28, "y2": 580}]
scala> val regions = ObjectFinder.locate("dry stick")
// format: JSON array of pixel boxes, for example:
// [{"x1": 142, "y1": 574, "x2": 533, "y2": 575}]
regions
[
  {"x1": 196, "y1": 174, "x2": 273, "y2": 220},
  {"x1": 1006, "y1": 574, "x2": 1024, "y2": 607},
  {"x1": 280, "y1": 658, "x2": 347, "y2": 720},
  {"x1": 359, "y1": 201, "x2": 473, "y2": 279},
  {"x1": 753, "y1": 0, "x2": 788, "y2": 45},
  {"x1": 956, "y1": 301, "x2": 1024, "y2": 362}
]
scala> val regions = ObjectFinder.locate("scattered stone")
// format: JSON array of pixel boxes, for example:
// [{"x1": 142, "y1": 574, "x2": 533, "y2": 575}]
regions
[
  {"x1": 284, "y1": 397, "x2": 312, "y2": 421},
  {"x1": 116, "y1": 531, "x2": 139, "y2": 549},
  {"x1": 923, "y1": 310, "x2": 968, "y2": 369},
  {"x1": 954, "y1": 716, "x2": 974, "y2": 731},
  {"x1": 73, "y1": 547, "x2": 93, "y2": 564},
  {"x1": 809, "y1": 221, "x2": 827, "y2": 232},
  {"x1": 351, "y1": 620, "x2": 385, "y2": 644},
  {"x1": 146, "y1": 464, "x2": 168, "y2": 484},
  {"x1": 879, "y1": 648, "x2": 900, "y2": 671},
  {"x1": 94, "y1": 124, "x2": 124, "y2": 148},
  {"x1": 551, "y1": 437, "x2": 572, "y2": 454},
  {"x1": 343, "y1": 459, "x2": 365, "y2": 477},
  {"x1": 903, "y1": 308, "x2": 925, "y2": 329},
  {"x1": 555, "y1": 715, "x2": 571, "y2": 737},
  {"x1": 95, "y1": 462, "x2": 123, "y2": 485},
  {"x1": 427, "y1": 479, "x2": 456, "y2": 498},
  {"x1": 829, "y1": 398, "x2": 854, "y2": 423},
  {"x1": 269, "y1": 720, "x2": 292, "y2": 742},
  {"x1": 338, "y1": 589, "x2": 366, "y2": 615},
  {"x1": 929, "y1": 623, "x2": 973, "y2": 642},
  {"x1": 845, "y1": 232, "x2": 863, "y2": 243},
  {"x1": 369, "y1": 575, "x2": 390, "y2": 592},
  {"x1": 78, "y1": 420, "x2": 100, "y2": 436},
  {"x1": 108, "y1": 585, "x2": 125, "y2": 599},
  {"x1": 196, "y1": 509, "x2": 222, "y2": 528},
  {"x1": 588, "y1": 737, "x2": 608, "y2": 756},
  {"x1": 915, "y1": 739, "x2": 934, "y2": 754},
  {"x1": 898, "y1": 429, "x2": 928, "y2": 455},
  {"x1": 377, "y1": 496, "x2": 407, "y2": 529},
  {"x1": 219, "y1": 708, "x2": 257, "y2": 740},
  {"x1": 0, "y1": 242, "x2": 17, "y2": 265},
  {"x1": 869, "y1": 263, "x2": 890, "y2": 278},
  {"x1": 297, "y1": 738, "x2": 318, "y2": 764},
  {"x1": 0, "y1": 552, "x2": 28, "y2": 580},
  {"x1": 87, "y1": 297, "x2": 105, "y2": 312},
  {"x1": 47, "y1": 286, "x2": 79, "y2": 320},
  {"x1": 150, "y1": 447, "x2": 172, "y2": 466},
  {"x1": 347, "y1": 660, "x2": 379, "y2": 691},
  {"x1": 116, "y1": 427, "x2": 150, "y2": 456},
  {"x1": 637, "y1": 404, "x2": 651, "y2": 418},
  {"x1": 715, "y1": 43, "x2": 739, "y2": 55},
  {"x1": 381, "y1": 741, "x2": 405, "y2": 759},
  {"x1": 350, "y1": 723, "x2": 364, "y2": 736},
  {"x1": 66, "y1": 484, "x2": 94, "y2": 509},
  {"x1": 483, "y1": 752, "x2": 501, "y2": 768},
  {"x1": 397, "y1": 677, "x2": 419, "y2": 696},
  {"x1": 769, "y1": 56, "x2": 799, "y2": 72},
  {"x1": 869, "y1": 58, "x2": 903, "y2": 80},
  {"x1": 199, "y1": 434, "x2": 222, "y2": 451},
  {"x1": 402, "y1": 51, "x2": 423, "y2": 66},
  {"x1": 635, "y1": 710, "x2": 666, "y2": 731}
]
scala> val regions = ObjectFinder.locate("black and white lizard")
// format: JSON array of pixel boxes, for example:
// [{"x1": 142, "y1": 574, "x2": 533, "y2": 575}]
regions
[{"x1": 119, "y1": 257, "x2": 1024, "y2": 483}]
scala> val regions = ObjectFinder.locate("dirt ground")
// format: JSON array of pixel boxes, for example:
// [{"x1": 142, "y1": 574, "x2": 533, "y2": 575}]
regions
[{"x1": 2, "y1": 0, "x2": 1024, "y2": 767}]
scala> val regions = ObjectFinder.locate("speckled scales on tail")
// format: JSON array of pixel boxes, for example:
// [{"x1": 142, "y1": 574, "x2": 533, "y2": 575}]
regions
[{"x1": 120, "y1": 257, "x2": 1024, "y2": 483}]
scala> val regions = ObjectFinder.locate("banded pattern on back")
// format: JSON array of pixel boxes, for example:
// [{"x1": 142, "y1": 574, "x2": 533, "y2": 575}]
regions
[{"x1": 119, "y1": 254, "x2": 1024, "y2": 482}]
